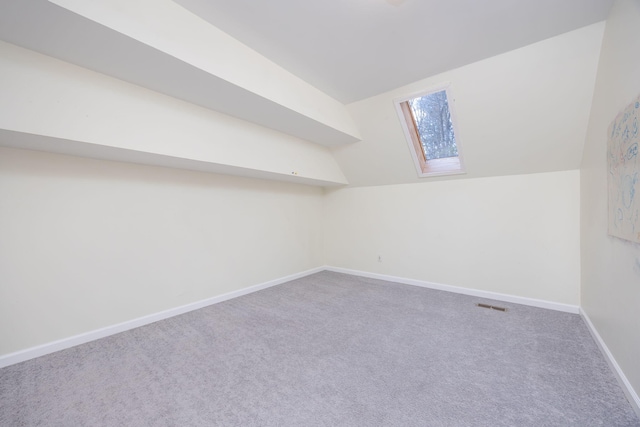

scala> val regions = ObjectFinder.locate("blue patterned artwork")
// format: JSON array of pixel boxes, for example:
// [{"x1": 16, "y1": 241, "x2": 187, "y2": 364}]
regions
[{"x1": 608, "y1": 94, "x2": 640, "y2": 243}]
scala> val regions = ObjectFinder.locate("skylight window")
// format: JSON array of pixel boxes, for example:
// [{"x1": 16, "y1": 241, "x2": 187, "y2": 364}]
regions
[{"x1": 395, "y1": 85, "x2": 465, "y2": 177}]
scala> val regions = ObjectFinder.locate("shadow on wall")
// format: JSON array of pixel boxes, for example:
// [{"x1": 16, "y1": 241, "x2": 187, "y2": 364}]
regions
[{"x1": 0, "y1": 146, "x2": 322, "y2": 196}]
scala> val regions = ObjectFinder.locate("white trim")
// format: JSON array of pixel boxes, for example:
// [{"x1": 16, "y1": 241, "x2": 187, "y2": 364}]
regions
[
  {"x1": 0, "y1": 266, "x2": 324, "y2": 369},
  {"x1": 325, "y1": 266, "x2": 579, "y2": 313},
  {"x1": 580, "y1": 308, "x2": 640, "y2": 419}
]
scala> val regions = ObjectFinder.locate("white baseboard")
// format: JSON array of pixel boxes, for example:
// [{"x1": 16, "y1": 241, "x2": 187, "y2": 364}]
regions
[
  {"x1": 325, "y1": 266, "x2": 580, "y2": 314},
  {"x1": 0, "y1": 266, "x2": 324, "y2": 369},
  {"x1": 0, "y1": 265, "x2": 592, "y2": 369},
  {"x1": 580, "y1": 308, "x2": 640, "y2": 419}
]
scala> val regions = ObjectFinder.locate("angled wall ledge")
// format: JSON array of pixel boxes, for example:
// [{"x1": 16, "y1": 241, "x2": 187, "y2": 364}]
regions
[
  {"x1": 0, "y1": 0, "x2": 360, "y2": 147},
  {"x1": 0, "y1": 131, "x2": 348, "y2": 187},
  {"x1": 0, "y1": 41, "x2": 349, "y2": 187}
]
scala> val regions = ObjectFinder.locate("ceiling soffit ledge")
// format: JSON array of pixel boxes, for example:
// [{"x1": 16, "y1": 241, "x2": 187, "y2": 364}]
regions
[{"x1": 1, "y1": 0, "x2": 361, "y2": 147}]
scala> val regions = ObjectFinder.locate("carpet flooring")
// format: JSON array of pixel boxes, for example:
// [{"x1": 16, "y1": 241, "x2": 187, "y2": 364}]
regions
[{"x1": 1, "y1": 271, "x2": 639, "y2": 426}]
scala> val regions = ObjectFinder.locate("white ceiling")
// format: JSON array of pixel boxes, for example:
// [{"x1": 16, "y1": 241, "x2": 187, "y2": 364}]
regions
[
  {"x1": 0, "y1": 0, "x2": 613, "y2": 149},
  {"x1": 174, "y1": 0, "x2": 613, "y2": 103},
  {"x1": 0, "y1": 0, "x2": 613, "y2": 186},
  {"x1": 0, "y1": 0, "x2": 614, "y2": 105}
]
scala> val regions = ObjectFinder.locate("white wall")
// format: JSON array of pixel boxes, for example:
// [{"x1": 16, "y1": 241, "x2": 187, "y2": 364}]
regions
[
  {"x1": 0, "y1": 147, "x2": 324, "y2": 356},
  {"x1": 333, "y1": 23, "x2": 604, "y2": 187},
  {"x1": 324, "y1": 171, "x2": 581, "y2": 305},
  {"x1": 581, "y1": 0, "x2": 640, "y2": 401}
]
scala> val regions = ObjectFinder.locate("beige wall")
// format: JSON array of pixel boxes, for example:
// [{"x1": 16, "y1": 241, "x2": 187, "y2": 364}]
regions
[
  {"x1": 0, "y1": 147, "x2": 324, "y2": 355},
  {"x1": 581, "y1": 0, "x2": 640, "y2": 401},
  {"x1": 0, "y1": 152, "x2": 583, "y2": 358},
  {"x1": 324, "y1": 171, "x2": 581, "y2": 305}
]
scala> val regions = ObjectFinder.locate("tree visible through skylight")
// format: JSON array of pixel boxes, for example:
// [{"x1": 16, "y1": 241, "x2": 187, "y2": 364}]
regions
[{"x1": 408, "y1": 90, "x2": 458, "y2": 160}]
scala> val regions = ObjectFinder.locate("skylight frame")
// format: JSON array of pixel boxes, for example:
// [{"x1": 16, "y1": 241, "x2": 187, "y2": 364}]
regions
[{"x1": 394, "y1": 83, "x2": 466, "y2": 178}]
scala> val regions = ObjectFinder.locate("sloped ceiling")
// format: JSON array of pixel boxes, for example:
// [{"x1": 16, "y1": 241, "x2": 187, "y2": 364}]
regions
[
  {"x1": 175, "y1": 0, "x2": 613, "y2": 103},
  {"x1": 0, "y1": 0, "x2": 361, "y2": 147},
  {"x1": 0, "y1": 0, "x2": 613, "y2": 187}
]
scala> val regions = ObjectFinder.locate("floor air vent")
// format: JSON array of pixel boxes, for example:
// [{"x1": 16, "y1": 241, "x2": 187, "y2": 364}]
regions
[{"x1": 476, "y1": 303, "x2": 507, "y2": 312}]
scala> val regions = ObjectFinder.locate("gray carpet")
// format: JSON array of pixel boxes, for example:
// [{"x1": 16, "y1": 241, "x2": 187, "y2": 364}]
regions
[{"x1": 1, "y1": 271, "x2": 638, "y2": 426}]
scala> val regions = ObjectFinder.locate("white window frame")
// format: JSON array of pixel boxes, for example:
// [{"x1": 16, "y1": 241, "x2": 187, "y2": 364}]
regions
[{"x1": 394, "y1": 83, "x2": 466, "y2": 178}]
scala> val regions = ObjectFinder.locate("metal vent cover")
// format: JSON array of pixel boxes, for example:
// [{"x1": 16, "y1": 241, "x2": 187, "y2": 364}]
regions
[{"x1": 476, "y1": 303, "x2": 507, "y2": 312}]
